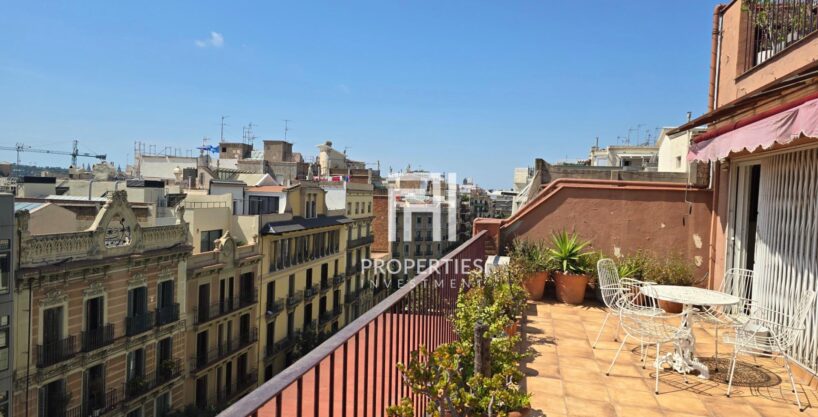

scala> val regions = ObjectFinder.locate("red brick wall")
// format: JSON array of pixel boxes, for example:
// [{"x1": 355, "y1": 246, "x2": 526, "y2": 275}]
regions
[{"x1": 372, "y1": 194, "x2": 390, "y2": 252}]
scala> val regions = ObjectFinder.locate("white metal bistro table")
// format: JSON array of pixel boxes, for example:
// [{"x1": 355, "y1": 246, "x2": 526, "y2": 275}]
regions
[{"x1": 639, "y1": 285, "x2": 740, "y2": 379}]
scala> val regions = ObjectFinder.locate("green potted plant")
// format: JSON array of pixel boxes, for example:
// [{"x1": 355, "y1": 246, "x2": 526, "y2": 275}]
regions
[
  {"x1": 643, "y1": 254, "x2": 699, "y2": 313},
  {"x1": 509, "y1": 239, "x2": 550, "y2": 300},
  {"x1": 548, "y1": 231, "x2": 594, "y2": 305},
  {"x1": 389, "y1": 265, "x2": 531, "y2": 417},
  {"x1": 388, "y1": 342, "x2": 530, "y2": 417}
]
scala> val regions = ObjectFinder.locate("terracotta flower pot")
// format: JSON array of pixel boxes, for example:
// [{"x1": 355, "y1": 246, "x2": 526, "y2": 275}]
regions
[
  {"x1": 508, "y1": 408, "x2": 531, "y2": 417},
  {"x1": 658, "y1": 299, "x2": 684, "y2": 314},
  {"x1": 504, "y1": 320, "x2": 520, "y2": 337},
  {"x1": 554, "y1": 272, "x2": 590, "y2": 305},
  {"x1": 524, "y1": 271, "x2": 548, "y2": 300}
]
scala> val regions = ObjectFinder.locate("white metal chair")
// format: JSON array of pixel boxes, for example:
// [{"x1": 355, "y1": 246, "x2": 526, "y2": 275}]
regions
[
  {"x1": 606, "y1": 285, "x2": 691, "y2": 394},
  {"x1": 593, "y1": 259, "x2": 663, "y2": 349},
  {"x1": 592, "y1": 258, "x2": 624, "y2": 348},
  {"x1": 724, "y1": 289, "x2": 816, "y2": 410},
  {"x1": 695, "y1": 268, "x2": 754, "y2": 366}
]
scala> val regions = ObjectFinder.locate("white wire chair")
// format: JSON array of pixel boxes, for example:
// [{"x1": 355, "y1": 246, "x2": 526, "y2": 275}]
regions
[
  {"x1": 723, "y1": 289, "x2": 816, "y2": 410},
  {"x1": 593, "y1": 259, "x2": 663, "y2": 349},
  {"x1": 695, "y1": 268, "x2": 754, "y2": 367},
  {"x1": 606, "y1": 285, "x2": 691, "y2": 394}
]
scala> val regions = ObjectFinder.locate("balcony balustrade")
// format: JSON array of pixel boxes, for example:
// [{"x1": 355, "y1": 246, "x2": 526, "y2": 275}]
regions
[
  {"x1": 304, "y1": 285, "x2": 319, "y2": 300},
  {"x1": 125, "y1": 311, "x2": 156, "y2": 336},
  {"x1": 332, "y1": 274, "x2": 344, "y2": 287},
  {"x1": 265, "y1": 298, "x2": 285, "y2": 319},
  {"x1": 36, "y1": 336, "x2": 78, "y2": 368},
  {"x1": 219, "y1": 231, "x2": 487, "y2": 417},
  {"x1": 192, "y1": 329, "x2": 258, "y2": 372},
  {"x1": 123, "y1": 359, "x2": 182, "y2": 401},
  {"x1": 64, "y1": 389, "x2": 119, "y2": 417},
  {"x1": 286, "y1": 291, "x2": 304, "y2": 309},
  {"x1": 81, "y1": 324, "x2": 115, "y2": 352},
  {"x1": 194, "y1": 291, "x2": 257, "y2": 325},
  {"x1": 156, "y1": 303, "x2": 180, "y2": 326}
]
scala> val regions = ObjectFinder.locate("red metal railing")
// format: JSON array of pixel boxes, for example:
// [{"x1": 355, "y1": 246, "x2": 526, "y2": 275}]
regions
[{"x1": 220, "y1": 231, "x2": 487, "y2": 417}]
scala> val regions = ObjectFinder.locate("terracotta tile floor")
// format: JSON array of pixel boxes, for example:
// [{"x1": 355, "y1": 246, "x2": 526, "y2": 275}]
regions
[{"x1": 522, "y1": 301, "x2": 818, "y2": 417}]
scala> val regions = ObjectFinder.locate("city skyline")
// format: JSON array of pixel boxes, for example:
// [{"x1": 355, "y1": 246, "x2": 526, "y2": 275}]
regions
[{"x1": 0, "y1": 1, "x2": 718, "y2": 188}]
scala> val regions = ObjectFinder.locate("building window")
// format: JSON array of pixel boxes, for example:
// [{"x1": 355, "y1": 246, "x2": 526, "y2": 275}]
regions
[
  {"x1": 0, "y1": 321, "x2": 8, "y2": 371},
  {"x1": 368, "y1": 202, "x2": 371, "y2": 213},
  {"x1": 155, "y1": 392, "x2": 171, "y2": 417},
  {"x1": 248, "y1": 196, "x2": 280, "y2": 215},
  {"x1": 200, "y1": 229, "x2": 222, "y2": 252},
  {"x1": 347, "y1": 203, "x2": 352, "y2": 214},
  {"x1": 675, "y1": 156, "x2": 682, "y2": 168},
  {"x1": 0, "y1": 251, "x2": 8, "y2": 294}
]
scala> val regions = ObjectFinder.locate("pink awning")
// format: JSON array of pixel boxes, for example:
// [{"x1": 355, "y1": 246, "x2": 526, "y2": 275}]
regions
[{"x1": 688, "y1": 96, "x2": 818, "y2": 161}]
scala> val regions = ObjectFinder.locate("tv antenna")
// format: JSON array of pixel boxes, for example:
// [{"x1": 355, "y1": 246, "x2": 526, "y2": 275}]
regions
[
  {"x1": 220, "y1": 115, "x2": 229, "y2": 142},
  {"x1": 283, "y1": 119, "x2": 291, "y2": 140}
]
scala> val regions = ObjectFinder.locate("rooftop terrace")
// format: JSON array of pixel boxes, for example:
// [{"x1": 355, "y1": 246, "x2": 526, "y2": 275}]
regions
[{"x1": 523, "y1": 301, "x2": 818, "y2": 417}]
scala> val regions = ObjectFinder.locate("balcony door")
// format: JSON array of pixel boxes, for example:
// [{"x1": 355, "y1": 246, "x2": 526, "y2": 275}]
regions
[
  {"x1": 157, "y1": 337, "x2": 172, "y2": 374},
  {"x1": 225, "y1": 361, "x2": 233, "y2": 397},
  {"x1": 237, "y1": 353, "x2": 248, "y2": 380},
  {"x1": 240, "y1": 314, "x2": 251, "y2": 345},
  {"x1": 43, "y1": 306, "x2": 63, "y2": 346},
  {"x1": 157, "y1": 280, "x2": 173, "y2": 310},
  {"x1": 198, "y1": 284, "x2": 210, "y2": 323},
  {"x1": 84, "y1": 364, "x2": 105, "y2": 413},
  {"x1": 240, "y1": 273, "x2": 254, "y2": 303},
  {"x1": 195, "y1": 376, "x2": 207, "y2": 409},
  {"x1": 728, "y1": 162, "x2": 762, "y2": 272},
  {"x1": 128, "y1": 287, "x2": 147, "y2": 317},
  {"x1": 38, "y1": 379, "x2": 66, "y2": 417},
  {"x1": 196, "y1": 331, "x2": 208, "y2": 367}
]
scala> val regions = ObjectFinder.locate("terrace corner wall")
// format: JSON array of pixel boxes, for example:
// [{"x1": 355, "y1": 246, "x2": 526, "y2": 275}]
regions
[{"x1": 478, "y1": 180, "x2": 714, "y2": 279}]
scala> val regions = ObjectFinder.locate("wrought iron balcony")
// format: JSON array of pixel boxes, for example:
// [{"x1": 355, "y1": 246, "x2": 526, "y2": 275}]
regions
[
  {"x1": 156, "y1": 303, "x2": 180, "y2": 326},
  {"x1": 348, "y1": 235, "x2": 374, "y2": 249},
  {"x1": 36, "y1": 335, "x2": 78, "y2": 367},
  {"x1": 286, "y1": 291, "x2": 304, "y2": 309},
  {"x1": 192, "y1": 329, "x2": 258, "y2": 372},
  {"x1": 332, "y1": 274, "x2": 344, "y2": 287},
  {"x1": 81, "y1": 324, "x2": 115, "y2": 352},
  {"x1": 345, "y1": 289, "x2": 360, "y2": 304},
  {"x1": 125, "y1": 311, "x2": 156, "y2": 336},
  {"x1": 265, "y1": 298, "x2": 285, "y2": 319},
  {"x1": 194, "y1": 291, "x2": 256, "y2": 325},
  {"x1": 304, "y1": 285, "x2": 319, "y2": 300},
  {"x1": 123, "y1": 359, "x2": 182, "y2": 401},
  {"x1": 65, "y1": 389, "x2": 119, "y2": 417}
]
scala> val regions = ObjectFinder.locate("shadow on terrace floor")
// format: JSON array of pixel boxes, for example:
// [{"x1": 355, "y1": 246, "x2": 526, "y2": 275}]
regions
[{"x1": 521, "y1": 300, "x2": 818, "y2": 417}]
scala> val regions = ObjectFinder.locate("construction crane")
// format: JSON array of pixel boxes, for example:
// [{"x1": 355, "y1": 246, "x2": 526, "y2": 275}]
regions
[{"x1": 0, "y1": 140, "x2": 107, "y2": 170}]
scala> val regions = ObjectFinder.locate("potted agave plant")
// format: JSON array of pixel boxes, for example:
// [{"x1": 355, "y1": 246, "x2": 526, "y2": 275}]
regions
[
  {"x1": 509, "y1": 240, "x2": 550, "y2": 300},
  {"x1": 548, "y1": 231, "x2": 594, "y2": 305}
]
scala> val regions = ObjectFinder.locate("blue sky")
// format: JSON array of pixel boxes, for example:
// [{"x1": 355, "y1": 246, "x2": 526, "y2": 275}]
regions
[{"x1": 0, "y1": 1, "x2": 717, "y2": 189}]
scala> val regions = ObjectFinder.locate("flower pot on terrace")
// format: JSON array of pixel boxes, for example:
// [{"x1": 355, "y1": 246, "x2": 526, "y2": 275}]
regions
[
  {"x1": 658, "y1": 299, "x2": 684, "y2": 314},
  {"x1": 508, "y1": 408, "x2": 531, "y2": 417},
  {"x1": 554, "y1": 272, "x2": 590, "y2": 305},
  {"x1": 504, "y1": 320, "x2": 520, "y2": 337},
  {"x1": 524, "y1": 271, "x2": 548, "y2": 300}
]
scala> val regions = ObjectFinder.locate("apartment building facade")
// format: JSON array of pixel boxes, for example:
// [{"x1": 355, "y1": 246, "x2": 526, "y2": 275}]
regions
[
  {"x1": 0, "y1": 195, "x2": 13, "y2": 417},
  {"x1": 258, "y1": 182, "x2": 349, "y2": 381},
  {"x1": 185, "y1": 231, "x2": 260, "y2": 411},
  {"x1": 12, "y1": 191, "x2": 189, "y2": 417}
]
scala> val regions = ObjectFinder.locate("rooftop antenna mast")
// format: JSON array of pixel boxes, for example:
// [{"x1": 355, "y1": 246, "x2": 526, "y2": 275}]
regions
[
  {"x1": 220, "y1": 115, "x2": 229, "y2": 142},
  {"x1": 283, "y1": 119, "x2": 291, "y2": 140}
]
